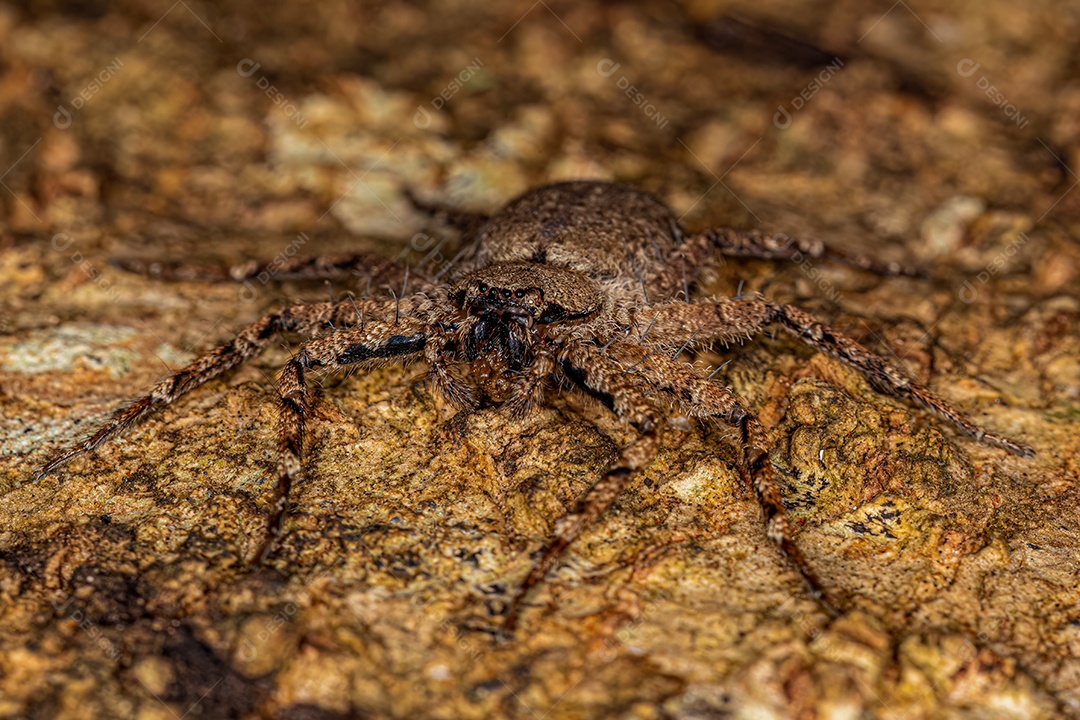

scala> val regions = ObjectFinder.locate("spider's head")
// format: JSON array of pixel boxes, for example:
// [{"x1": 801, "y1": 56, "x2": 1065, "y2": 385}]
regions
[
  {"x1": 452, "y1": 263, "x2": 603, "y2": 391},
  {"x1": 451, "y1": 262, "x2": 602, "y2": 325}
]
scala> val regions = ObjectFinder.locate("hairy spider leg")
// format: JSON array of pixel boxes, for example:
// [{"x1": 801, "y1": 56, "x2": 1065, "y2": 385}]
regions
[
  {"x1": 610, "y1": 341, "x2": 839, "y2": 614},
  {"x1": 261, "y1": 317, "x2": 429, "y2": 561},
  {"x1": 37, "y1": 297, "x2": 428, "y2": 479},
  {"x1": 635, "y1": 300, "x2": 1034, "y2": 458},
  {"x1": 502, "y1": 339, "x2": 660, "y2": 631},
  {"x1": 645, "y1": 227, "x2": 922, "y2": 300},
  {"x1": 700, "y1": 227, "x2": 922, "y2": 277}
]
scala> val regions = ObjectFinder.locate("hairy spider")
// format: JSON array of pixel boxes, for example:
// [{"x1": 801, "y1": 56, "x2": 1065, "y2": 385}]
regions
[{"x1": 39, "y1": 180, "x2": 1034, "y2": 630}]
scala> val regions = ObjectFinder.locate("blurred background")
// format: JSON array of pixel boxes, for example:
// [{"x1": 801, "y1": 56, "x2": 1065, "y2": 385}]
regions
[{"x1": 1, "y1": 1, "x2": 1078, "y2": 718}]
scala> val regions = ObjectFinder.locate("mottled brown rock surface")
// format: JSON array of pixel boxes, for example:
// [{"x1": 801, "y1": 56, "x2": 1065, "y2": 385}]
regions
[{"x1": 1, "y1": 1, "x2": 1078, "y2": 718}]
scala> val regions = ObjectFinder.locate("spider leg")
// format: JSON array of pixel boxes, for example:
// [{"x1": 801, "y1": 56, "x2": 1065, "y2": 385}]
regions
[
  {"x1": 636, "y1": 300, "x2": 1034, "y2": 458},
  {"x1": 610, "y1": 340, "x2": 838, "y2": 614},
  {"x1": 261, "y1": 317, "x2": 428, "y2": 561},
  {"x1": 37, "y1": 296, "x2": 429, "y2": 479},
  {"x1": 646, "y1": 227, "x2": 921, "y2": 299},
  {"x1": 404, "y1": 187, "x2": 491, "y2": 239},
  {"x1": 112, "y1": 251, "x2": 436, "y2": 294},
  {"x1": 703, "y1": 227, "x2": 922, "y2": 276},
  {"x1": 503, "y1": 339, "x2": 660, "y2": 631},
  {"x1": 424, "y1": 329, "x2": 476, "y2": 410}
]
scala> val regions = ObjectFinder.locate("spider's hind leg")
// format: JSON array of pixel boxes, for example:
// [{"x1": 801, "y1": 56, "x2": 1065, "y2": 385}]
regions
[
  {"x1": 645, "y1": 225, "x2": 922, "y2": 300},
  {"x1": 112, "y1": 248, "x2": 432, "y2": 295},
  {"x1": 695, "y1": 226, "x2": 922, "y2": 276}
]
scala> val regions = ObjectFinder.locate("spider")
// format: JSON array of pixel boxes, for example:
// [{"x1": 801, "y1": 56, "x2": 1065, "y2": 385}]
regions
[{"x1": 39, "y1": 180, "x2": 1034, "y2": 630}]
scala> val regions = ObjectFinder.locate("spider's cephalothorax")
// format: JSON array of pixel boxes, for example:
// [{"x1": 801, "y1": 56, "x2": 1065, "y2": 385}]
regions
[
  {"x1": 40, "y1": 180, "x2": 1034, "y2": 632},
  {"x1": 452, "y1": 262, "x2": 602, "y2": 404}
]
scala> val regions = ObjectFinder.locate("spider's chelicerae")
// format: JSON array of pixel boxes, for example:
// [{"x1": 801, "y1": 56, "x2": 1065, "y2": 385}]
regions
[{"x1": 40, "y1": 181, "x2": 1033, "y2": 629}]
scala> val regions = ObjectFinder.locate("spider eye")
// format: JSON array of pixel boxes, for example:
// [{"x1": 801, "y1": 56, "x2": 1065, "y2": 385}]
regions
[
  {"x1": 514, "y1": 289, "x2": 526, "y2": 298},
  {"x1": 477, "y1": 282, "x2": 488, "y2": 294}
]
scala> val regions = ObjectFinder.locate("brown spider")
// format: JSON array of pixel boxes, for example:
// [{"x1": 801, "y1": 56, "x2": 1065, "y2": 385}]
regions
[{"x1": 39, "y1": 181, "x2": 1034, "y2": 630}]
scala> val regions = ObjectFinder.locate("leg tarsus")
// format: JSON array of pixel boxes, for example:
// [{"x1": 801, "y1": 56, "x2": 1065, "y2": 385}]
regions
[{"x1": 636, "y1": 300, "x2": 1034, "y2": 458}]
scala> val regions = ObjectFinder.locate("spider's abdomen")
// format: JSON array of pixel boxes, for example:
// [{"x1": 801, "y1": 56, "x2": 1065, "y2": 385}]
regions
[{"x1": 471, "y1": 181, "x2": 682, "y2": 281}]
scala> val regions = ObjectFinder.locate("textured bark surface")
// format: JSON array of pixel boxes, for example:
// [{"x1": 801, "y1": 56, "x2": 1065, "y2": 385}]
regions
[{"x1": 1, "y1": 1, "x2": 1078, "y2": 718}]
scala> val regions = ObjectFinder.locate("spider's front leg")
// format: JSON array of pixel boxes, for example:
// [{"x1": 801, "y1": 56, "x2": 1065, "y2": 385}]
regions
[
  {"x1": 260, "y1": 317, "x2": 429, "y2": 561},
  {"x1": 37, "y1": 296, "x2": 419, "y2": 478},
  {"x1": 637, "y1": 300, "x2": 1034, "y2": 458},
  {"x1": 502, "y1": 340, "x2": 662, "y2": 632}
]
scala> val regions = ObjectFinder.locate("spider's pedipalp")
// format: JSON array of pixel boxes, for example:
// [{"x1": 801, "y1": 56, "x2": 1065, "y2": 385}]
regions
[
  {"x1": 424, "y1": 331, "x2": 477, "y2": 410},
  {"x1": 502, "y1": 348, "x2": 555, "y2": 418}
]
